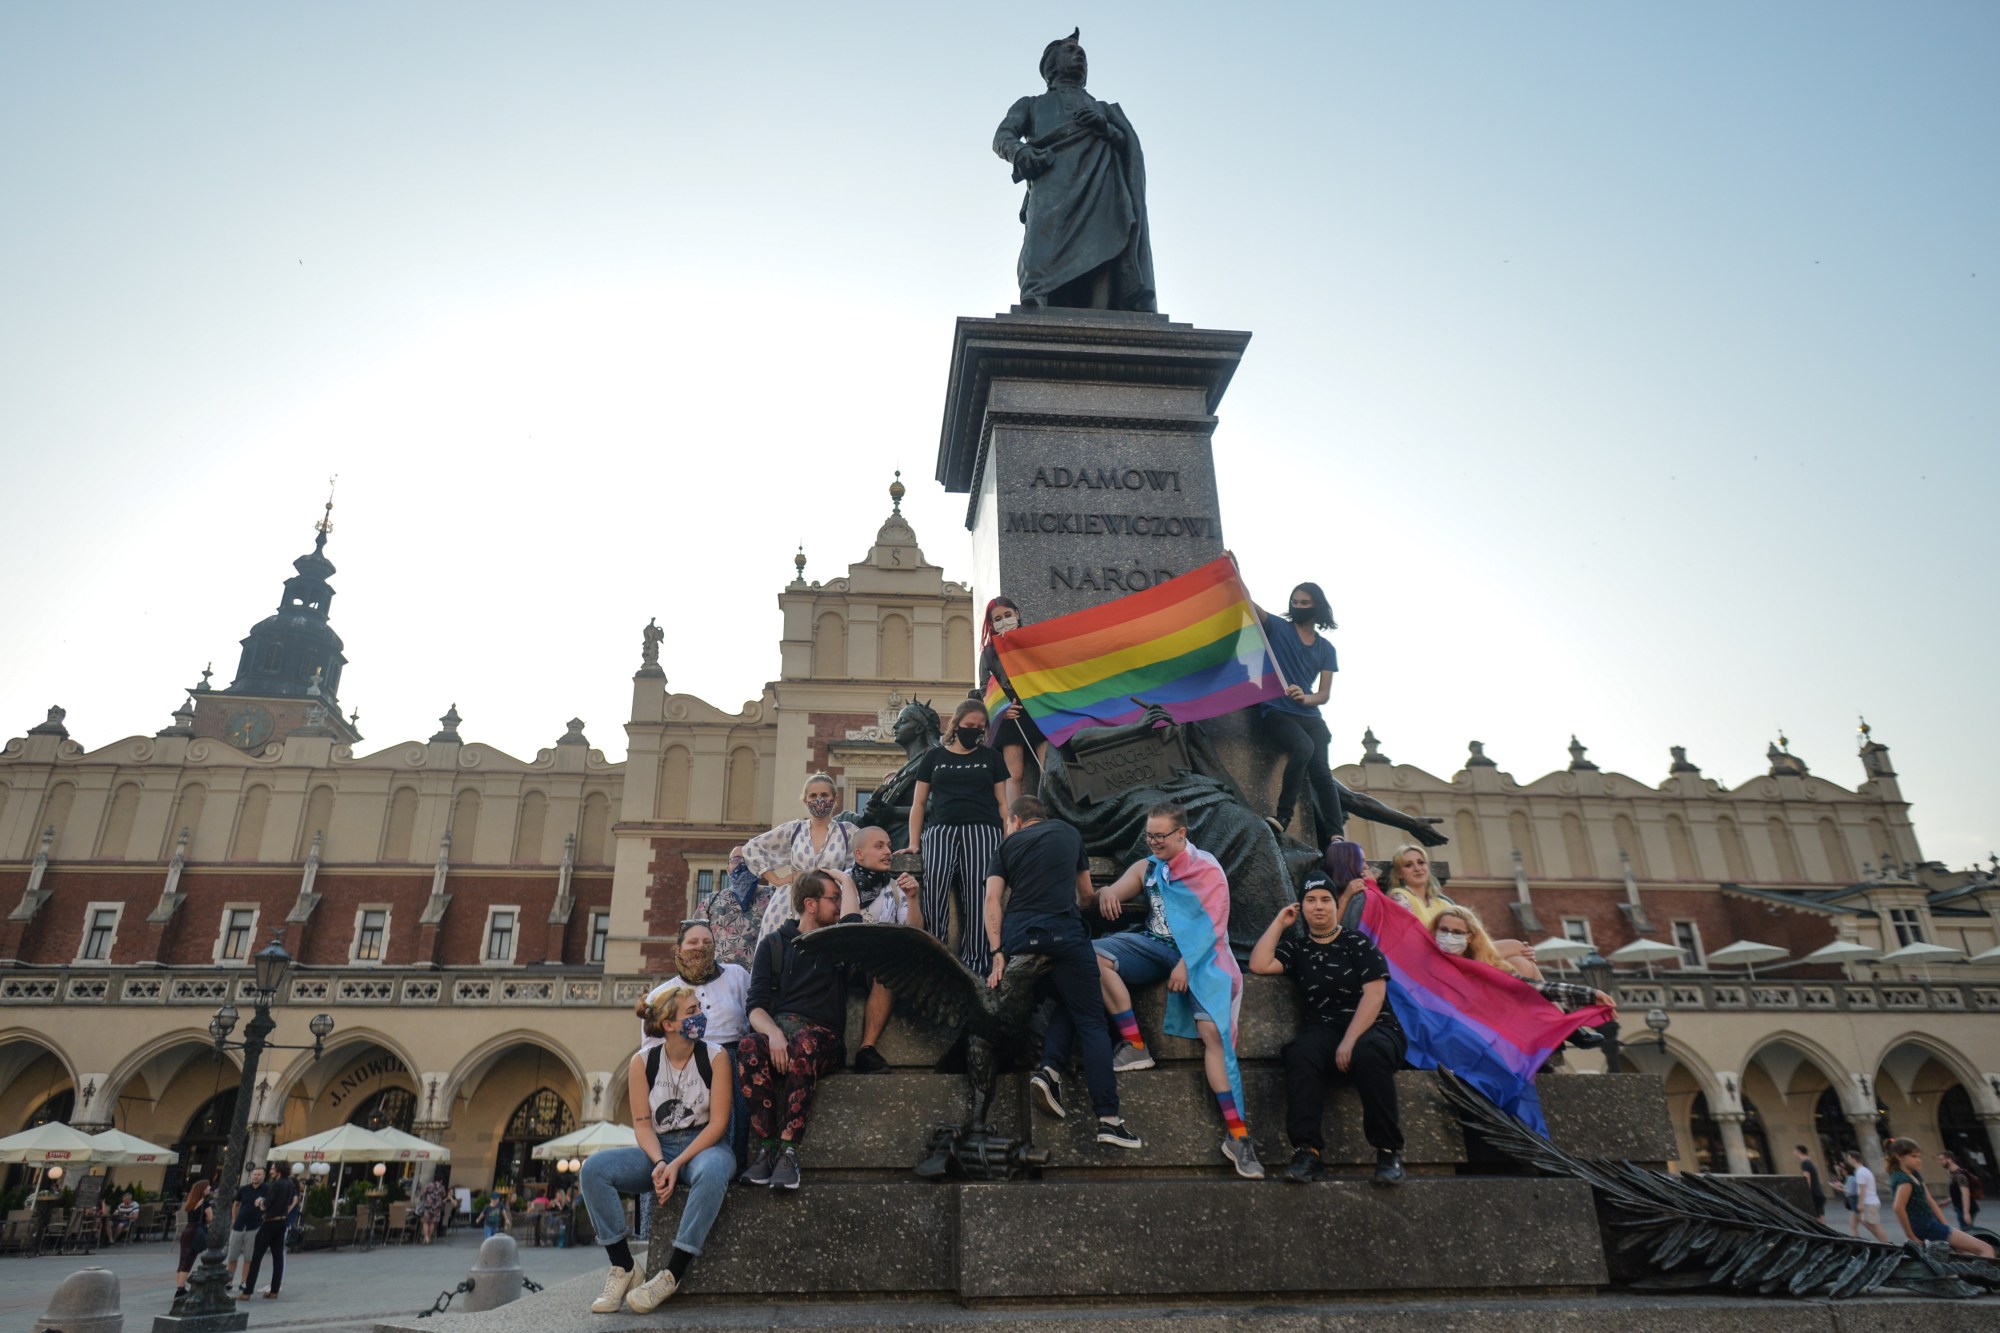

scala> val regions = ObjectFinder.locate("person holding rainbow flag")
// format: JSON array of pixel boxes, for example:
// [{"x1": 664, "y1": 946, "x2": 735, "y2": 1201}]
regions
[{"x1": 1081, "y1": 801, "x2": 1264, "y2": 1179}]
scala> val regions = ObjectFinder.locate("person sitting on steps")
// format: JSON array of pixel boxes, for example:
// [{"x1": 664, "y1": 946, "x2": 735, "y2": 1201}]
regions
[
  {"x1": 1250, "y1": 874, "x2": 1407, "y2": 1186},
  {"x1": 843, "y1": 824, "x2": 922, "y2": 1074},
  {"x1": 1090, "y1": 802, "x2": 1263, "y2": 1178},
  {"x1": 583, "y1": 983, "x2": 737, "y2": 1315}
]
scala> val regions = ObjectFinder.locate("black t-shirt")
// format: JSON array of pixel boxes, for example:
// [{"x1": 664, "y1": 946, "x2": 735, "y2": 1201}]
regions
[
  {"x1": 231, "y1": 1183, "x2": 262, "y2": 1230},
  {"x1": 1273, "y1": 928, "x2": 1401, "y2": 1037},
  {"x1": 914, "y1": 745, "x2": 1009, "y2": 827},
  {"x1": 1800, "y1": 1157, "x2": 1825, "y2": 1200},
  {"x1": 990, "y1": 819, "x2": 1089, "y2": 949},
  {"x1": 260, "y1": 1176, "x2": 299, "y2": 1226},
  {"x1": 746, "y1": 915, "x2": 865, "y2": 1034}
]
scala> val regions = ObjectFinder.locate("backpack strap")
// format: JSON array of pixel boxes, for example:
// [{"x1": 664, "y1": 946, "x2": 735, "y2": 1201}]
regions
[
  {"x1": 694, "y1": 1042, "x2": 712, "y2": 1088},
  {"x1": 644, "y1": 1043, "x2": 662, "y2": 1088}
]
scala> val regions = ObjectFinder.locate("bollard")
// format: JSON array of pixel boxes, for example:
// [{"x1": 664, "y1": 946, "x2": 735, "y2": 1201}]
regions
[
  {"x1": 34, "y1": 1266, "x2": 123, "y2": 1333},
  {"x1": 458, "y1": 1233, "x2": 525, "y2": 1313}
]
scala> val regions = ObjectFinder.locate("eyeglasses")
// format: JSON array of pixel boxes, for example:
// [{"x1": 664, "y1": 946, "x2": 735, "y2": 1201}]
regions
[{"x1": 1143, "y1": 827, "x2": 1186, "y2": 843}]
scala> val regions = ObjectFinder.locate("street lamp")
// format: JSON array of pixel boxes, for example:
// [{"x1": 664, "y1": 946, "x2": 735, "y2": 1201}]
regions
[
  {"x1": 1579, "y1": 949, "x2": 1623, "y2": 1072},
  {"x1": 158, "y1": 932, "x2": 334, "y2": 1331},
  {"x1": 1645, "y1": 1007, "x2": 1671, "y2": 1052}
]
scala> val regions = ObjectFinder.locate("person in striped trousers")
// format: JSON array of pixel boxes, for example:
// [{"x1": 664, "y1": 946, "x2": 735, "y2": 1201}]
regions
[{"x1": 902, "y1": 698, "x2": 1010, "y2": 976}]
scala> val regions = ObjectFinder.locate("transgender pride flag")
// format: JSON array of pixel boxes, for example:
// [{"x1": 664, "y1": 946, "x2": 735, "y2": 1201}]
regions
[{"x1": 1356, "y1": 886, "x2": 1613, "y2": 1134}]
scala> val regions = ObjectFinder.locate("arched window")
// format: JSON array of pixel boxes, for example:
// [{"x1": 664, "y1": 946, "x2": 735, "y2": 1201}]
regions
[
  {"x1": 945, "y1": 616, "x2": 974, "y2": 685},
  {"x1": 1451, "y1": 809, "x2": 1486, "y2": 876},
  {"x1": 37, "y1": 782, "x2": 76, "y2": 852},
  {"x1": 724, "y1": 747, "x2": 759, "y2": 824},
  {"x1": 1717, "y1": 816, "x2": 1750, "y2": 881},
  {"x1": 300, "y1": 784, "x2": 335, "y2": 859},
  {"x1": 656, "y1": 747, "x2": 691, "y2": 822},
  {"x1": 383, "y1": 788, "x2": 418, "y2": 862},
  {"x1": 1768, "y1": 817, "x2": 1803, "y2": 881},
  {"x1": 449, "y1": 790, "x2": 482, "y2": 860},
  {"x1": 26, "y1": 1088, "x2": 73, "y2": 1130},
  {"x1": 1666, "y1": 814, "x2": 1699, "y2": 880},
  {"x1": 1508, "y1": 811, "x2": 1540, "y2": 876},
  {"x1": 1818, "y1": 818, "x2": 1854, "y2": 883},
  {"x1": 347, "y1": 1087, "x2": 417, "y2": 1134},
  {"x1": 231, "y1": 785, "x2": 271, "y2": 861},
  {"x1": 170, "y1": 783, "x2": 207, "y2": 860},
  {"x1": 879, "y1": 613, "x2": 912, "y2": 678},
  {"x1": 578, "y1": 791, "x2": 611, "y2": 864},
  {"x1": 98, "y1": 782, "x2": 142, "y2": 860},
  {"x1": 493, "y1": 1088, "x2": 575, "y2": 1191},
  {"x1": 1687, "y1": 1091, "x2": 1724, "y2": 1173},
  {"x1": 513, "y1": 791, "x2": 548, "y2": 863},
  {"x1": 813, "y1": 613, "x2": 847, "y2": 678},
  {"x1": 1613, "y1": 814, "x2": 1648, "y2": 878},
  {"x1": 1561, "y1": 812, "x2": 1593, "y2": 879}
]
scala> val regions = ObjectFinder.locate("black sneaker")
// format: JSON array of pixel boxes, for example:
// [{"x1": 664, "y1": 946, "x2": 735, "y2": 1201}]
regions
[
  {"x1": 852, "y1": 1045, "x2": 889, "y2": 1074},
  {"x1": 1373, "y1": 1149, "x2": 1405, "y2": 1185},
  {"x1": 1283, "y1": 1146, "x2": 1323, "y2": 1184},
  {"x1": 1568, "y1": 1027, "x2": 1606, "y2": 1050},
  {"x1": 739, "y1": 1145, "x2": 776, "y2": 1186},
  {"x1": 1095, "y1": 1117, "x2": 1143, "y2": 1150},
  {"x1": 1028, "y1": 1065, "x2": 1065, "y2": 1118},
  {"x1": 768, "y1": 1145, "x2": 801, "y2": 1190}
]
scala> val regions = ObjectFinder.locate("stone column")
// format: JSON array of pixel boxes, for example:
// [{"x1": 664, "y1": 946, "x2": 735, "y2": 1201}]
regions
[
  {"x1": 414, "y1": 1120, "x2": 451, "y2": 1186},
  {"x1": 1848, "y1": 1114, "x2": 1887, "y2": 1176},
  {"x1": 1713, "y1": 1113, "x2": 1754, "y2": 1176},
  {"x1": 245, "y1": 1122, "x2": 280, "y2": 1172}
]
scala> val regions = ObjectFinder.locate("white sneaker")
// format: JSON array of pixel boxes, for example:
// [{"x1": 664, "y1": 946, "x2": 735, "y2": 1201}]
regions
[
  {"x1": 1111, "y1": 1044, "x2": 1155, "y2": 1073},
  {"x1": 625, "y1": 1268, "x2": 679, "y2": 1313},
  {"x1": 590, "y1": 1264, "x2": 640, "y2": 1314}
]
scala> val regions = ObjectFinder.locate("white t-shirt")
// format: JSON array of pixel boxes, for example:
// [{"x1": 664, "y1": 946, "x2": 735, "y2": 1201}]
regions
[
  {"x1": 639, "y1": 965, "x2": 750, "y2": 1050},
  {"x1": 1852, "y1": 1164, "x2": 1879, "y2": 1206},
  {"x1": 646, "y1": 1041, "x2": 724, "y2": 1135}
]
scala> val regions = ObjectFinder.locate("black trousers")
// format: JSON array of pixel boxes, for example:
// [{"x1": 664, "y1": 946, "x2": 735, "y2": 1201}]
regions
[
  {"x1": 244, "y1": 1221, "x2": 287, "y2": 1293},
  {"x1": 1259, "y1": 710, "x2": 1340, "y2": 839},
  {"x1": 1282, "y1": 1022, "x2": 1404, "y2": 1152},
  {"x1": 1022, "y1": 922, "x2": 1120, "y2": 1118}
]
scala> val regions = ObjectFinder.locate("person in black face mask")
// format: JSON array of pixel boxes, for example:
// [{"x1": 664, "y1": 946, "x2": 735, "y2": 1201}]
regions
[
  {"x1": 1256, "y1": 582, "x2": 1342, "y2": 845},
  {"x1": 900, "y1": 698, "x2": 1010, "y2": 974}
]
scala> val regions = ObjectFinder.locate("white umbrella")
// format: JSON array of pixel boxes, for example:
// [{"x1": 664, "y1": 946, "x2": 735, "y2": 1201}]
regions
[
  {"x1": 1879, "y1": 940, "x2": 1964, "y2": 982},
  {"x1": 1970, "y1": 943, "x2": 2000, "y2": 964},
  {"x1": 1609, "y1": 938, "x2": 1686, "y2": 978},
  {"x1": 0, "y1": 1120, "x2": 101, "y2": 1164},
  {"x1": 87, "y1": 1128, "x2": 179, "y2": 1166},
  {"x1": 531, "y1": 1122, "x2": 636, "y2": 1160},
  {"x1": 270, "y1": 1122, "x2": 395, "y2": 1164},
  {"x1": 1705, "y1": 939, "x2": 1788, "y2": 979},
  {"x1": 1530, "y1": 937, "x2": 1594, "y2": 971},
  {"x1": 1805, "y1": 938, "x2": 1880, "y2": 980},
  {"x1": 370, "y1": 1126, "x2": 450, "y2": 1164}
]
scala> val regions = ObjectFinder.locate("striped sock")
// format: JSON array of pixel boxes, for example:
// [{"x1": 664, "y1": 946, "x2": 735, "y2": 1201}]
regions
[
  {"x1": 1216, "y1": 1090, "x2": 1248, "y2": 1139},
  {"x1": 1110, "y1": 1009, "x2": 1143, "y2": 1048}
]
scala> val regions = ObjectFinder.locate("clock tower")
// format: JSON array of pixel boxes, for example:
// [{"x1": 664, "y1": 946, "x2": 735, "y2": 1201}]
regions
[{"x1": 192, "y1": 491, "x2": 363, "y2": 750}]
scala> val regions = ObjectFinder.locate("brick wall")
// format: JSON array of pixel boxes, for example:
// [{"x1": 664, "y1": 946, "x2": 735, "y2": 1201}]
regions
[
  {"x1": 807, "y1": 711, "x2": 879, "y2": 777},
  {"x1": 645, "y1": 835, "x2": 742, "y2": 971}
]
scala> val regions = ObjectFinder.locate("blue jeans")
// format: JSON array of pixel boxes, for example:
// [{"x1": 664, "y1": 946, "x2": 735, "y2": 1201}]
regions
[
  {"x1": 1094, "y1": 931, "x2": 1211, "y2": 1024},
  {"x1": 579, "y1": 1138, "x2": 733, "y2": 1256}
]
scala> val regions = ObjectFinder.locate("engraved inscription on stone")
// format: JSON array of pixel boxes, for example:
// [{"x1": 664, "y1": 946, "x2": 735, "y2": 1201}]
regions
[{"x1": 1068, "y1": 728, "x2": 1192, "y2": 805}]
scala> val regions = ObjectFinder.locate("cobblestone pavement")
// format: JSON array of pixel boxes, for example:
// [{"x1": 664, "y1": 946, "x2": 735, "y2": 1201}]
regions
[{"x1": 4, "y1": 1226, "x2": 603, "y2": 1331}]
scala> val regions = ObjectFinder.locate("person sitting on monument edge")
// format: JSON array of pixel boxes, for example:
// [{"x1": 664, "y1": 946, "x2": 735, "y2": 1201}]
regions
[
  {"x1": 988, "y1": 794, "x2": 1143, "y2": 1150},
  {"x1": 978, "y1": 596, "x2": 1049, "y2": 808},
  {"x1": 748, "y1": 773, "x2": 857, "y2": 950},
  {"x1": 737, "y1": 867, "x2": 863, "y2": 1191},
  {"x1": 640, "y1": 920, "x2": 752, "y2": 1170},
  {"x1": 843, "y1": 824, "x2": 922, "y2": 1074},
  {"x1": 1089, "y1": 802, "x2": 1263, "y2": 1178},
  {"x1": 1249, "y1": 875, "x2": 1407, "y2": 1186},
  {"x1": 704, "y1": 845, "x2": 771, "y2": 969},
  {"x1": 583, "y1": 983, "x2": 738, "y2": 1315},
  {"x1": 1378, "y1": 842, "x2": 1539, "y2": 974},
  {"x1": 902, "y1": 698, "x2": 1010, "y2": 977},
  {"x1": 1431, "y1": 903, "x2": 1617, "y2": 1016},
  {"x1": 1887, "y1": 1136, "x2": 1995, "y2": 1258},
  {"x1": 1253, "y1": 582, "x2": 1341, "y2": 844}
]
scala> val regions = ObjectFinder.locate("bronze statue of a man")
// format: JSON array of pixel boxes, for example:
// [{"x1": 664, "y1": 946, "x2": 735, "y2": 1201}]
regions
[{"x1": 993, "y1": 30, "x2": 1157, "y2": 312}]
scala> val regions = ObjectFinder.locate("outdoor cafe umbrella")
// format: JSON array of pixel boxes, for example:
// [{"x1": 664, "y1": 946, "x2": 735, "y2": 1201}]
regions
[
  {"x1": 1608, "y1": 938, "x2": 1686, "y2": 978},
  {"x1": 87, "y1": 1127, "x2": 179, "y2": 1166},
  {"x1": 1804, "y1": 939, "x2": 1880, "y2": 980},
  {"x1": 272, "y1": 1122, "x2": 398, "y2": 1204},
  {"x1": 371, "y1": 1126, "x2": 450, "y2": 1164},
  {"x1": 1704, "y1": 939, "x2": 1788, "y2": 980},
  {"x1": 1530, "y1": 937, "x2": 1594, "y2": 972},
  {"x1": 530, "y1": 1122, "x2": 636, "y2": 1160},
  {"x1": 0, "y1": 1120, "x2": 101, "y2": 1201},
  {"x1": 1970, "y1": 943, "x2": 2000, "y2": 964},
  {"x1": 1878, "y1": 940, "x2": 1964, "y2": 982}
]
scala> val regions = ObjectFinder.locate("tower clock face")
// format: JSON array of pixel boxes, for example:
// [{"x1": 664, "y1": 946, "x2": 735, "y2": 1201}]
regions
[{"x1": 224, "y1": 705, "x2": 276, "y2": 751}]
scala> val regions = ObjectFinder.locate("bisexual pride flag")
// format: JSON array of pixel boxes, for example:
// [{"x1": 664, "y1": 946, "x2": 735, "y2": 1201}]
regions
[
  {"x1": 992, "y1": 555, "x2": 1283, "y2": 748},
  {"x1": 1356, "y1": 885, "x2": 1614, "y2": 1134}
]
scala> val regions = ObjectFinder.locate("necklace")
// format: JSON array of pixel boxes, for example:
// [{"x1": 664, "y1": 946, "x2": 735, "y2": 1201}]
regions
[{"x1": 1308, "y1": 926, "x2": 1339, "y2": 943}]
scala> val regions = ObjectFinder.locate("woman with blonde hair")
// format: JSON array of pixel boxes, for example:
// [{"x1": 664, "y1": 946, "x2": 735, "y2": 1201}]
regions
[
  {"x1": 1390, "y1": 844, "x2": 1539, "y2": 974},
  {"x1": 580, "y1": 982, "x2": 737, "y2": 1314},
  {"x1": 1432, "y1": 903, "x2": 1617, "y2": 1014},
  {"x1": 748, "y1": 773, "x2": 857, "y2": 946}
]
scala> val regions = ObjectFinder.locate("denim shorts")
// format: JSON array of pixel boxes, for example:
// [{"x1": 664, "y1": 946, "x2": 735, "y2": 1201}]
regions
[{"x1": 1093, "y1": 931, "x2": 1211, "y2": 1024}]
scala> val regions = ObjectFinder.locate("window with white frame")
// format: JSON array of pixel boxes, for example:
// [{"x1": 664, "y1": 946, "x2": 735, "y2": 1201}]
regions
[
  {"x1": 1562, "y1": 917, "x2": 1594, "y2": 946},
  {"x1": 1671, "y1": 920, "x2": 1705, "y2": 968},
  {"x1": 484, "y1": 907, "x2": 519, "y2": 964},
  {"x1": 79, "y1": 905, "x2": 122, "y2": 962},
  {"x1": 217, "y1": 907, "x2": 259, "y2": 963},
  {"x1": 589, "y1": 912, "x2": 610, "y2": 964},
  {"x1": 684, "y1": 857, "x2": 726, "y2": 918},
  {"x1": 1889, "y1": 907, "x2": 1925, "y2": 948},
  {"x1": 353, "y1": 908, "x2": 389, "y2": 963}
]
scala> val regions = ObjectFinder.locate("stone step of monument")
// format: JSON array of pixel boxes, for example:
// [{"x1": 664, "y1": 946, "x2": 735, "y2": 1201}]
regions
[
  {"x1": 376, "y1": 1287, "x2": 2000, "y2": 1333},
  {"x1": 801, "y1": 1068, "x2": 1675, "y2": 1174}
]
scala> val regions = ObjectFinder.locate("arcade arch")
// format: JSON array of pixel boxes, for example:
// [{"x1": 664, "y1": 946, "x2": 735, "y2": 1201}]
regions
[
  {"x1": 0, "y1": 1030, "x2": 76, "y2": 1135},
  {"x1": 442, "y1": 1032, "x2": 588, "y2": 1191}
]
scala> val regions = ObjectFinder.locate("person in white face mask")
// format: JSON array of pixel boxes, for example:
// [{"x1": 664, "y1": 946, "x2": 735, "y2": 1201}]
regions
[
  {"x1": 1430, "y1": 905, "x2": 1616, "y2": 1014},
  {"x1": 748, "y1": 774, "x2": 858, "y2": 949}
]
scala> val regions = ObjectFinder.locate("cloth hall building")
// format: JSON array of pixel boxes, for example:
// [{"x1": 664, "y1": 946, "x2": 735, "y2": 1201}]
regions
[{"x1": 3, "y1": 483, "x2": 1999, "y2": 1195}]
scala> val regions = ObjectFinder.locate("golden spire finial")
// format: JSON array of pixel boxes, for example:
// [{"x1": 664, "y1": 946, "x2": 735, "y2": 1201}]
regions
[
  {"x1": 794, "y1": 545, "x2": 807, "y2": 576},
  {"x1": 1776, "y1": 727, "x2": 1789, "y2": 752},
  {"x1": 314, "y1": 474, "x2": 337, "y2": 538},
  {"x1": 889, "y1": 469, "x2": 905, "y2": 515}
]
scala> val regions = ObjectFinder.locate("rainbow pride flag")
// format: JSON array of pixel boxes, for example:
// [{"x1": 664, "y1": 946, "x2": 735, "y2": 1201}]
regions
[
  {"x1": 980, "y1": 673, "x2": 1015, "y2": 728},
  {"x1": 991, "y1": 555, "x2": 1283, "y2": 748},
  {"x1": 1356, "y1": 885, "x2": 1613, "y2": 1133}
]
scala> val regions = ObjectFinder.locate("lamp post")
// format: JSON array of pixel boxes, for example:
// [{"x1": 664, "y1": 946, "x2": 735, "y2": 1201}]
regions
[
  {"x1": 1579, "y1": 948, "x2": 1622, "y2": 1072},
  {"x1": 1645, "y1": 1007, "x2": 1671, "y2": 1052},
  {"x1": 156, "y1": 933, "x2": 332, "y2": 1333}
]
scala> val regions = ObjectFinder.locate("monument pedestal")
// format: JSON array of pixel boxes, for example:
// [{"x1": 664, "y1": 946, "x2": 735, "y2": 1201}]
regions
[{"x1": 936, "y1": 307, "x2": 1251, "y2": 619}]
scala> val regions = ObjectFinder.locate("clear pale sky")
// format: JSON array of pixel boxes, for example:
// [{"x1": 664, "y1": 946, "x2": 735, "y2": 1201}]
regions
[{"x1": 2, "y1": 3, "x2": 1993, "y2": 869}]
